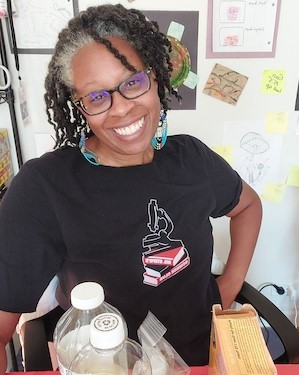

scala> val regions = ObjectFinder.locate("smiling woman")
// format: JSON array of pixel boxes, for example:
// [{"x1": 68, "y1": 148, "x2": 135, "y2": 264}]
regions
[
  {"x1": 0, "y1": 3, "x2": 262, "y2": 372},
  {"x1": 69, "y1": 38, "x2": 161, "y2": 166}
]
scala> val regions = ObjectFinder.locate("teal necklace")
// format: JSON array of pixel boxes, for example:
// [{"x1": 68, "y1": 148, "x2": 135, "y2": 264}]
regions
[{"x1": 79, "y1": 132, "x2": 101, "y2": 166}]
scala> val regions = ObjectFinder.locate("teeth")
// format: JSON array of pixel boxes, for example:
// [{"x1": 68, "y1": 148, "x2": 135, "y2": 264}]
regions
[{"x1": 114, "y1": 117, "x2": 144, "y2": 136}]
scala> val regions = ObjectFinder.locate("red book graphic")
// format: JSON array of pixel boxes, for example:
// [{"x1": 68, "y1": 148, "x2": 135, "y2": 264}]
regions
[
  {"x1": 143, "y1": 245, "x2": 185, "y2": 267},
  {"x1": 143, "y1": 254, "x2": 190, "y2": 287}
]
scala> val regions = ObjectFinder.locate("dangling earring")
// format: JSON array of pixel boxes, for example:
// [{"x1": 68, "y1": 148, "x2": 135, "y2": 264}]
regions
[
  {"x1": 151, "y1": 111, "x2": 168, "y2": 150},
  {"x1": 79, "y1": 129, "x2": 101, "y2": 166}
]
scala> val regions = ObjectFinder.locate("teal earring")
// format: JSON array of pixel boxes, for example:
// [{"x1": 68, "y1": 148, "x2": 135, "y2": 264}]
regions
[
  {"x1": 151, "y1": 112, "x2": 168, "y2": 150},
  {"x1": 79, "y1": 129, "x2": 101, "y2": 166}
]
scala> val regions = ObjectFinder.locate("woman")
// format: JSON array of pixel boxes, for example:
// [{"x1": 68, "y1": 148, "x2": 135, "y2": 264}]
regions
[{"x1": 0, "y1": 4, "x2": 262, "y2": 371}]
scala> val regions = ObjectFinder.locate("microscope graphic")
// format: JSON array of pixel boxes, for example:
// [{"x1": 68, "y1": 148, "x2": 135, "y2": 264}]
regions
[{"x1": 142, "y1": 199, "x2": 190, "y2": 286}]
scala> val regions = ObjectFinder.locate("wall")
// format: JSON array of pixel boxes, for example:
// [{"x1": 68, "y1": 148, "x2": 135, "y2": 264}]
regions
[{"x1": 1, "y1": 0, "x2": 298, "y2": 324}]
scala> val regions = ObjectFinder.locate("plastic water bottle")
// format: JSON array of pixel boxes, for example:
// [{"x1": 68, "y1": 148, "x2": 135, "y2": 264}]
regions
[
  {"x1": 69, "y1": 313, "x2": 151, "y2": 375},
  {"x1": 54, "y1": 282, "x2": 127, "y2": 375}
]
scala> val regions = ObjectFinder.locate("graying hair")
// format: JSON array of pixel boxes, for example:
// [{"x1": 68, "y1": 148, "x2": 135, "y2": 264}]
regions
[{"x1": 45, "y1": 4, "x2": 180, "y2": 148}]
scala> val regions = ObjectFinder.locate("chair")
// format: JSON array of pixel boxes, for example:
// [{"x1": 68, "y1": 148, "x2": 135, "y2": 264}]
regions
[
  {"x1": 20, "y1": 306, "x2": 64, "y2": 371},
  {"x1": 13, "y1": 280, "x2": 299, "y2": 371},
  {"x1": 235, "y1": 280, "x2": 299, "y2": 364},
  {"x1": 7, "y1": 338, "x2": 18, "y2": 371}
]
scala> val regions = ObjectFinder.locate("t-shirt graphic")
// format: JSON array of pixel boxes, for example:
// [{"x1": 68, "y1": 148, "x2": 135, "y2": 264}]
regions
[{"x1": 142, "y1": 199, "x2": 190, "y2": 287}]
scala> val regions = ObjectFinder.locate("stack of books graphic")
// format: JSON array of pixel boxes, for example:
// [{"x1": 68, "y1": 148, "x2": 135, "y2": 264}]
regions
[{"x1": 142, "y1": 244, "x2": 190, "y2": 286}]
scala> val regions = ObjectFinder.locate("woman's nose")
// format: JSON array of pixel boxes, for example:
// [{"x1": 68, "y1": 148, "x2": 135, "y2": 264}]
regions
[{"x1": 108, "y1": 91, "x2": 134, "y2": 116}]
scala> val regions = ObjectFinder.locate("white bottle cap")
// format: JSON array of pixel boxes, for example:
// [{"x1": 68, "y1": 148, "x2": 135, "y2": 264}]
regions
[
  {"x1": 90, "y1": 313, "x2": 125, "y2": 349},
  {"x1": 71, "y1": 282, "x2": 105, "y2": 310}
]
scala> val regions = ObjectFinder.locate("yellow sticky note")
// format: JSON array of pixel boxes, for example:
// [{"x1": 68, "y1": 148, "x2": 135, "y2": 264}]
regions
[
  {"x1": 212, "y1": 145, "x2": 234, "y2": 165},
  {"x1": 287, "y1": 165, "x2": 299, "y2": 187},
  {"x1": 261, "y1": 70, "x2": 286, "y2": 94},
  {"x1": 265, "y1": 112, "x2": 288, "y2": 133},
  {"x1": 262, "y1": 183, "x2": 286, "y2": 203}
]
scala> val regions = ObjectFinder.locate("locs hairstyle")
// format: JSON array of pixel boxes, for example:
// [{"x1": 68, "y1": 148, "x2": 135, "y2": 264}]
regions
[{"x1": 44, "y1": 3, "x2": 180, "y2": 148}]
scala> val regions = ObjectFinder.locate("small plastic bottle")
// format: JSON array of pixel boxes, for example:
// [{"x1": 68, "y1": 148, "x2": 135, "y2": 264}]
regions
[
  {"x1": 69, "y1": 313, "x2": 151, "y2": 375},
  {"x1": 54, "y1": 282, "x2": 127, "y2": 375}
]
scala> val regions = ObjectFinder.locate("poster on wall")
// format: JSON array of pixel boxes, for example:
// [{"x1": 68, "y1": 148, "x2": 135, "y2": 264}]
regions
[
  {"x1": 143, "y1": 10, "x2": 199, "y2": 110},
  {"x1": 206, "y1": 0, "x2": 281, "y2": 58},
  {"x1": 6, "y1": 0, "x2": 79, "y2": 54}
]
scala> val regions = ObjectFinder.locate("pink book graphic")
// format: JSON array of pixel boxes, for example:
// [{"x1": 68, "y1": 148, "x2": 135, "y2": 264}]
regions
[
  {"x1": 143, "y1": 245, "x2": 185, "y2": 267},
  {"x1": 143, "y1": 254, "x2": 190, "y2": 287}
]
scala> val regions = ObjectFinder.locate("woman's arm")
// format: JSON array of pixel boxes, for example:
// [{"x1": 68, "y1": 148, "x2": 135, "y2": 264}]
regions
[
  {"x1": 216, "y1": 180, "x2": 262, "y2": 309},
  {"x1": 0, "y1": 310, "x2": 21, "y2": 375}
]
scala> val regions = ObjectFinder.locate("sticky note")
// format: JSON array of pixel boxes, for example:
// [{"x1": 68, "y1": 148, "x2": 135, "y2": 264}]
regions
[
  {"x1": 212, "y1": 145, "x2": 234, "y2": 165},
  {"x1": 265, "y1": 112, "x2": 288, "y2": 134},
  {"x1": 261, "y1": 70, "x2": 286, "y2": 94},
  {"x1": 287, "y1": 166, "x2": 299, "y2": 187},
  {"x1": 262, "y1": 183, "x2": 286, "y2": 203},
  {"x1": 183, "y1": 71, "x2": 199, "y2": 89},
  {"x1": 167, "y1": 21, "x2": 185, "y2": 41}
]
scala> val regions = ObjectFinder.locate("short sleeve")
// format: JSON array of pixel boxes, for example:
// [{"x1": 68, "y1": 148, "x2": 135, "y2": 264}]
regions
[
  {"x1": 202, "y1": 143, "x2": 242, "y2": 217},
  {"x1": 185, "y1": 136, "x2": 242, "y2": 218}
]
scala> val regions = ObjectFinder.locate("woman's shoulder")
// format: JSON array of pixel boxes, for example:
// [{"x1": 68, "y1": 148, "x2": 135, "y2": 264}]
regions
[
  {"x1": 166, "y1": 134, "x2": 210, "y2": 155},
  {"x1": 17, "y1": 146, "x2": 78, "y2": 182},
  {"x1": 25, "y1": 146, "x2": 78, "y2": 169}
]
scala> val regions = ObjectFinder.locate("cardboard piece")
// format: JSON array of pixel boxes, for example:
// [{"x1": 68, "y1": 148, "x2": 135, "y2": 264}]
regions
[
  {"x1": 0, "y1": 129, "x2": 14, "y2": 189},
  {"x1": 209, "y1": 304, "x2": 277, "y2": 375}
]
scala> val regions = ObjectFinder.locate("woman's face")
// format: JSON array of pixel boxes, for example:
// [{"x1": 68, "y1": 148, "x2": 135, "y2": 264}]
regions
[{"x1": 71, "y1": 37, "x2": 161, "y2": 166}]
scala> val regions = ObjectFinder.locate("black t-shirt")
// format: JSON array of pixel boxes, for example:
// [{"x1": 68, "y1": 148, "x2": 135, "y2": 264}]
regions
[{"x1": 0, "y1": 134, "x2": 242, "y2": 365}]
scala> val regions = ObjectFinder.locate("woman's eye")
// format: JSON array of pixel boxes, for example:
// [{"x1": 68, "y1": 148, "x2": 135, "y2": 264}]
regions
[
  {"x1": 89, "y1": 92, "x2": 104, "y2": 102},
  {"x1": 88, "y1": 90, "x2": 111, "y2": 103},
  {"x1": 126, "y1": 79, "x2": 140, "y2": 88}
]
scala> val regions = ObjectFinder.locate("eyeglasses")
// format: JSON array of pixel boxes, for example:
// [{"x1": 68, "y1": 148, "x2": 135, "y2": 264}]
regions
[{"x1": 73, "y1": 67, "x2": 152, "y2": 116}]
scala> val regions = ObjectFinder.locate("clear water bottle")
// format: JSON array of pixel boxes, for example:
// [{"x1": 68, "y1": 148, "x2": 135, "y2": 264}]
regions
[
  {"x1": 69, "y1": 313, "x2": 151, "y2": 375},
  {"x1": 54, "y1": 282, "x2": 127, "y2": 375}
]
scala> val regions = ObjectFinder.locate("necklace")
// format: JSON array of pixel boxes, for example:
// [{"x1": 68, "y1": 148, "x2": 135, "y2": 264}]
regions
[
  {"x1": 79, "y1": 130, "x2": 101, "y2": 166},
  {"x1": 80, "y1": 145, "x2": 101, "y2": 166}
]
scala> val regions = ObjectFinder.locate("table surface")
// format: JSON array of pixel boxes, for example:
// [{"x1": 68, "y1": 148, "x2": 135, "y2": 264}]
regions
[
  {"x1": 7, "y1": 365, "x2": 299, "y2": 375},
  {"x1": 191, "y1": 365, "x2": 299, "y2": 375}
]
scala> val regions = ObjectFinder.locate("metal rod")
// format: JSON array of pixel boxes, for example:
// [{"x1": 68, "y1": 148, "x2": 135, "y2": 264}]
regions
[{"x1": 0, "y1": 19, "x2": 23, "y2": 168}]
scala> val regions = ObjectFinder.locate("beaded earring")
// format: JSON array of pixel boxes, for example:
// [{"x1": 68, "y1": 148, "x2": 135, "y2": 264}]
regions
[
  {"x1": 151, "y1": 112, "x2": 168, "y2": 150},
  {"x1": 79, "y1": 129, "x2": 101, "y2": 166}
]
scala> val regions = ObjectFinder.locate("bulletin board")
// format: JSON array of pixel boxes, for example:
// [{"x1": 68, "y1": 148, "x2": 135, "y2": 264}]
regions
[
  {"x1": 206, "y1": 0, "x2": 281, "y2": 58},
  {"x1": 6, "y1": 0, "x2": 79, "y2": 54}
]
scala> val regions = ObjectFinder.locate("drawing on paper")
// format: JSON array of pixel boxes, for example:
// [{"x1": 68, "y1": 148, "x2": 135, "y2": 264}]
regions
[
  {"x1": 223, "y1": 121, "x2": 283, "y2": 195},
  {"x1": 219, "y1": 0, "x2": 246, "y2": 46},
  {"x1": 239, "y1": 132, "x2": 270, "y2": 186},
  {"x1": 8, "y1": 0, "x2": 77, "y2": 52},
  {"x1": 203, "y1": 63, "x2": 248, "y2": 105},
  {"x1": 207, "y1": 0, "x2": 281, "y2": 57}
]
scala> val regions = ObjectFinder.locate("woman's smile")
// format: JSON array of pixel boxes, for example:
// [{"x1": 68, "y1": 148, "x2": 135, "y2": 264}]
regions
[{"x1": 113, "y1": 117, "x2": 144, "y2": 136}]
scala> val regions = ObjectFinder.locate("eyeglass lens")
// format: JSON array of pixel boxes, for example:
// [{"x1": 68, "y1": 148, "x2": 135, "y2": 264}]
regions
[{"x1": 80, "y1": 70, "x2": 150, "y2": 115}]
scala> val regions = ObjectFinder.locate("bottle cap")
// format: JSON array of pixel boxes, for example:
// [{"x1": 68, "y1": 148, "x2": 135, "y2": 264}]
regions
[
  {"x1": 90, "y1": 313, "x2": 125, "y2": 349},
  {"x1": 71, "y1": 282, "x2": 105, "y2": 310}
]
